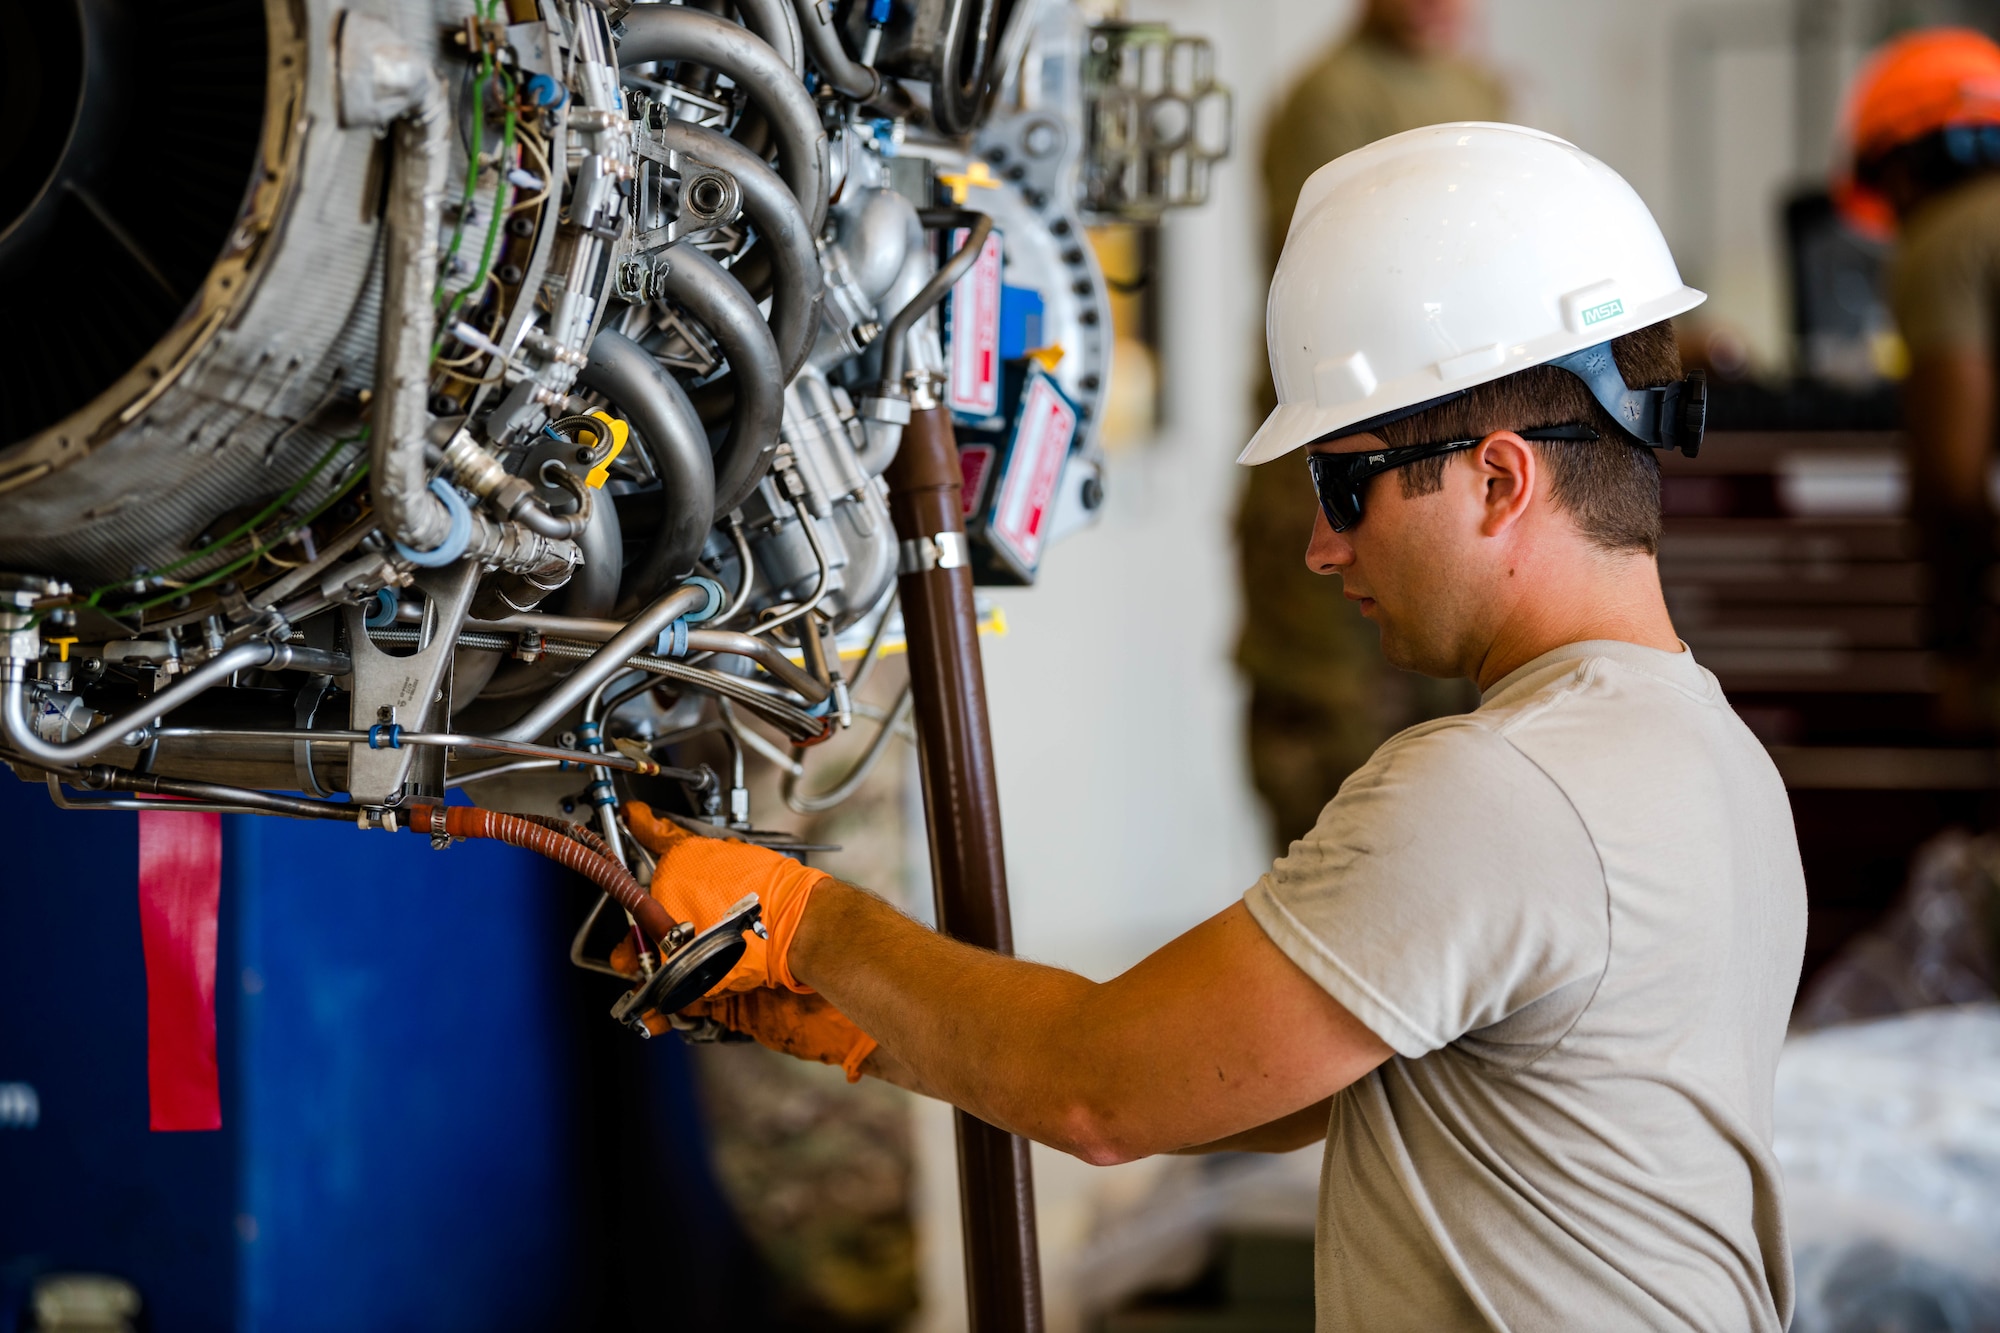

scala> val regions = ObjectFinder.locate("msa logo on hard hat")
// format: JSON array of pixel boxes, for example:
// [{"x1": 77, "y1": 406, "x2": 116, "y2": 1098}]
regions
[{"x1": 1580, "y1": 298, "x2": 1626, "y2": 327}]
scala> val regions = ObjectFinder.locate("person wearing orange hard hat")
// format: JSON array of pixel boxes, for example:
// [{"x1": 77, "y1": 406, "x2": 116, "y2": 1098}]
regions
[{"x1": 1838, "y1": 28, "x2": 2000, "y2": 731}]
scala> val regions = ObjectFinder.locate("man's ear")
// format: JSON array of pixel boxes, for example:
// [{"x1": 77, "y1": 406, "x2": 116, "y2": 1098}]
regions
[{"x1": 1469, "y1": 431, "x2": 1537, "y2": 537}]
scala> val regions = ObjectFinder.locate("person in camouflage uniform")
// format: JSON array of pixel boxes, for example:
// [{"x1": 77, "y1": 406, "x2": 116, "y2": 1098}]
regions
[{"x1": 1235, "y1": 0, "x2": 1506, "y2": 850}]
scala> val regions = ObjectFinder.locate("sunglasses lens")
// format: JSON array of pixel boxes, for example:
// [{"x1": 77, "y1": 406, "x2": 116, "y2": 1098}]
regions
[{"x1": 1308, "y1": 456, "x2": 1360, "y2": 531}]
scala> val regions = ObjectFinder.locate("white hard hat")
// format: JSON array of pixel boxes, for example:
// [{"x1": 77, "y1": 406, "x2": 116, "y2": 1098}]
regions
[{"x1": 1239, "y1": 122, "x2": 1706, "y2": 465}]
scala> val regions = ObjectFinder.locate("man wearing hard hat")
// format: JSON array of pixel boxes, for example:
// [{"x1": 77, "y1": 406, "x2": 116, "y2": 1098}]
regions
[
  {"x1": 625, "y1": 124, "x2": 1808, "y2": 1331},
  {"x1": 1837, "y1": 29, "x2": 2000, "y2": 732}
]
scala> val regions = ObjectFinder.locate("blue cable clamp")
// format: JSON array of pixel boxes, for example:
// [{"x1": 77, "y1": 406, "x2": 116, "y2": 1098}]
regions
[{"x1": 393, "y1": 479, "x2": 474, "y2": 568}]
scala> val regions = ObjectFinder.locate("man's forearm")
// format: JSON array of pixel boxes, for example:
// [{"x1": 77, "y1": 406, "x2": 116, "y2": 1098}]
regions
[
  {"x1": 1906, "y1": 349, "x2": 1995, "y2": 511},
  {"x1": 788, "y1": 884, "x2": 1392, "y2": 1166},
  {"x1": 790, "y1": 881, "x2": 1113, "y2": 1157}
]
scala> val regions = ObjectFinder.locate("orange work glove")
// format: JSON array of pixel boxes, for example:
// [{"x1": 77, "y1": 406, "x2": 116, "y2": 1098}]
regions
[
  {"x1": 682, "y1": 991, "x2": 878, "y2": 1082},
  {"x1": 623, "y1": 801, "x2": 829, "y2": 994}
]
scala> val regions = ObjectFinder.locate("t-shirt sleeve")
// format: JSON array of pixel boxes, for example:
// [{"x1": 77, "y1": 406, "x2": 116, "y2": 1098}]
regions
[
  {"x1": 1889, "y1": 193, "x2": 2000, "y2": 354},
  {"x1": 1243, "y1": 721, "x2": 1609, "y2": 1060}
]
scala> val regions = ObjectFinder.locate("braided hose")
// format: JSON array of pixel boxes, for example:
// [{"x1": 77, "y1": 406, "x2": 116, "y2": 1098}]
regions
[
  {"x1": 404, "y1": 805, "x2": 674, "y2": 944},
  {"x1": 517, "y1": 812, "x2": 619, "y2": 861}
]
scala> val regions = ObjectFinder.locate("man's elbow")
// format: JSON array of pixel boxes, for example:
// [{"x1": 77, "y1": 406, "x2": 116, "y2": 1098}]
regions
[{"x1": 1046, "y1": 1097, "x2": 1154, "y2": 1167}]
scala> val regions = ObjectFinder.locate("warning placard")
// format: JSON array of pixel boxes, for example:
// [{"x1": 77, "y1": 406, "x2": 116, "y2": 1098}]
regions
[
  {"x1": 987, "y1": 371, "x2": 1078, "y2": 573},
  {"x1": 946, "y1": 228, "x2": 1005, "y2": 421}
]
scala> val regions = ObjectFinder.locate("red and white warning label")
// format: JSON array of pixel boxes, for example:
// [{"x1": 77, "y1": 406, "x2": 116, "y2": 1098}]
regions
[
  {"x1": 946, "y1": 227, "x2": 1004, "y2": 420},
  {"x1": 989, "y1": 372, "x2": 1078, "y2": 572}
]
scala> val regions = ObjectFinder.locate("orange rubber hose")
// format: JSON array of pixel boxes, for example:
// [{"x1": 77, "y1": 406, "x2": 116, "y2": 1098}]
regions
[{"x1": 405, "y1": 804, "x2": 675, "y2": 944}]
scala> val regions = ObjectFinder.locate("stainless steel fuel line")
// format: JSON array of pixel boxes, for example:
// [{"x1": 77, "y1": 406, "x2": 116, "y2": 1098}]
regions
[{"x1": 0, "y1": 642, "x2": 350, "y2": 768}]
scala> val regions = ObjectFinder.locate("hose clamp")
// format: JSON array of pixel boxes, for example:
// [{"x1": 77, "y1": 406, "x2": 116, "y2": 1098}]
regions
[
  {"x1": 363, "y1": 588, "x2": 400, "y2": 628},
  {"x1": 683, "y1": 575, "x2": 726, "y2": 623},
  {"x1": 393, "y1": 479, "x2": 475, "y2": 568},
  {"x1": 898, "y1": 531, "x2": 968, "y2": 575},
  {"x1": 860, "y1": 392, "x2": 912, "y2": 425}
]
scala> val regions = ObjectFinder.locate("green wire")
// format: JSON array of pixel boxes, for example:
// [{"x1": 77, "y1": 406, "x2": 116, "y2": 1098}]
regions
[
  {"x1": 104, "y1": 459, "x2": 374, "y2": 619},
  {"x1": 437, "y1": 61, "x2": 520, "y2": 351},
  {"x1": 124, "y1": 432, "x2": 360, "y2": 588},
  {"x1": 47, "y1": 430, "x2": 368, "y2": 631},
  {"x1": 437, "y1": 0, "x2": 501, "y2": 297}
]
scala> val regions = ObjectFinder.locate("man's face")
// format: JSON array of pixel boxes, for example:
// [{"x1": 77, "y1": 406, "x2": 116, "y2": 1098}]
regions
[
  {"x1": 1304, "y1": 433, "x2": 1489, "y2": 678},
  {"x1": 1368, "y1": 0, "x2": 1474, "y2": 56}
]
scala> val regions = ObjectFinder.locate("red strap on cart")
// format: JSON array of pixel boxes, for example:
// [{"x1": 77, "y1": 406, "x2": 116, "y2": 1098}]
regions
[{"x1": 137, "y1": 810, "x2": 223, "y2": 1131}]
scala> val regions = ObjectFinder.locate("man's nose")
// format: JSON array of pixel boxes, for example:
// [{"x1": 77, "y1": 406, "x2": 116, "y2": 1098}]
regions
[{"x1": 1305, "y1": 505, "x2": 1353, "y2": 575}]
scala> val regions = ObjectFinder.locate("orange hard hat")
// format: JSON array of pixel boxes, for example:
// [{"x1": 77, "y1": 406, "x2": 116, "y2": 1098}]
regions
[{"x1": 1834, "y1": 27, "x2": 2000, "y2": 235}]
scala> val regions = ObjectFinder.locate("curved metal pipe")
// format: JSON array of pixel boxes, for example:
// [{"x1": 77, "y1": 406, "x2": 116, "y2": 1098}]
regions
[
  {"x1": 648, "y1": 119, "x2": 822, "y2": 381},
  {"x1": 654, "y1": 242, "x2": 784, "y2": 514},
  {"x1": 784, "y1": 682, "x2": 911, "y2": 813},
  {"x1": 749, "y1": 498, "x2": 832, "y2": 638},
  {"x1": 0, "y1": 643, "x2": 350, "y2": 768},
  {"x1": 459, "y1": 611, "x2": 828, "y2": 703},
  {"x1": 581, "y1": 330, "x2": 717, "y2": 609},
  {"x1": 685, "y1": 629, "x2": 830, "y2": 702},
  {"x1": 929, "y1": 0, "x2": 1004, "y2": 136},
  {"x1": 510, "y1": 467, "x2": 594, "y2": 540},
  {"x1": 788, "y1": 0, "x2": 881, "y2": 99},
  {"x1": 731, "y1": 0, "x2": 803, "y2": 76},
  {"x1": 562, "y1": 467, "x2": 625, "y2": 616},
  {"x1": 616, "y1": 4, "x2": 829, "y2": 233},
  {"x1": 494, "y1": 582, "x2": 712, "y2": 743},
  {"x1": 882, "y1": 210, "x2": 994, "y2": 390}
]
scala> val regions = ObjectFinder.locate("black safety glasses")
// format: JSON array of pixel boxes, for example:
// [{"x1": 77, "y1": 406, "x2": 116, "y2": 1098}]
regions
[{"x1": 1306, "y1": 425, "x2": 1601, "y2": 533}]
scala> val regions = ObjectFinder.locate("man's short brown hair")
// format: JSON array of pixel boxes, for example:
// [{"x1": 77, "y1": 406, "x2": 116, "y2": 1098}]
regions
[{"x1": 1376, "y1": 321, "x2": 1683, "y2": 555}]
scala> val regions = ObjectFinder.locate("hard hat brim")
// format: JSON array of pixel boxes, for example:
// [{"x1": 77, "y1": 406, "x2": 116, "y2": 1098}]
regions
[{"x1": 1235, "y1": 284, "x2": 1707, "y2": 466}]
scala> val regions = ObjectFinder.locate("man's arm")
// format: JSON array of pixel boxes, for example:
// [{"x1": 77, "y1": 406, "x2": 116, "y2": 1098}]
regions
[
  {"x1": 1171, "y1": 1098, "x2": 1334, "y2": 1155},
  {"x1": 789, "y1": 891, "x2": 1392, "y2": 1166},
  {"x1": 1905, "y1": 348, "x2": 1995, "y2": 510}
]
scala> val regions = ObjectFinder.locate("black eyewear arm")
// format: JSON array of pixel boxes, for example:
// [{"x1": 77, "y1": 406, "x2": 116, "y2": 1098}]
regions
[{"x1": 1306, "y1": 425, "x2": 1601, "y2": 533}]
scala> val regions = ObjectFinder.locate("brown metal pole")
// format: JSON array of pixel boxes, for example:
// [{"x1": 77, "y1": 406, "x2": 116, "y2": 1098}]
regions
[{"x1": 884, "y1": 400, "x2": 1045, "y2": 1333}]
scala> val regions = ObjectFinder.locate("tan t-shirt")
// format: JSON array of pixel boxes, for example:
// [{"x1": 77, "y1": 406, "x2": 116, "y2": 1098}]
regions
[
  {"x1": 1888, "y1": 172, "x2": 2000, "y2": 356},
  {"x1": 1245, "y1": 641, "x2": 1807, "y2": 1331}
]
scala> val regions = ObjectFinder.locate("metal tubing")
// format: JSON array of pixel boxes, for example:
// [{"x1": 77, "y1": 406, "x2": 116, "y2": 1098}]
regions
[
  {"x1": 0, "y1": 643, "x2": 349, "y2": 768},
  {"x1": 783, "y1": 683, "x2": 910, "y2": 813},
  {"x1": 364, "y1": 625, "x2": 826, "y2": 735},
  {"x1": 647, "y1": 119, "x2": 822, "y2": 380},
  {"x1": 580, "y1": 329, "x2": 716, "y2": 607},
  {"x1": 884, "y1": 405, "x2": 1044, "y2": 1333},
  {"x1": 615, "y1": 4, "x2": 830, "y2": 233},
  {"x1": 460, "y1": 612, "x2": 829, "y2": 702},
  {"x1": 145, "y1": 726, "x2": 660, "y2": 777},
  {"x1": 730, "y1": 0, "x2": 803, "y2": 76},
  {"x1": 684, "y1": 628, "x2": 829, "y2": 702},
  {"x1": 788, "y1": 0, "x2": 881, "y2": 99},
  {"x1": 493, "y1": 583, "x2": 711, "y2": 742},
  {"x1": 747, "y1": 498, "x2": 833, "y2": 638},
  {"x1": 653, "y1": 242, "x2": 785, "y2": 514},
  {"x1": 883, "y1": 211, "x2": 993, "y2": 390},
  {"x1": 508, "y1": 469, "x2": 593, "y2": 540},
  {"x1": 79, "y1": 766, "x2": 359, "y2": 821}
]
